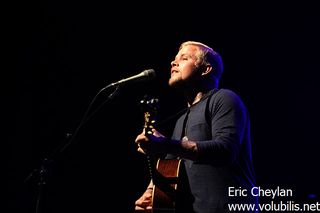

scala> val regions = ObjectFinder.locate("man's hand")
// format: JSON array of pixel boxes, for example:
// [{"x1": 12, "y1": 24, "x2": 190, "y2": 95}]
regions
[
  {"x1": 135, "y1": 129, "x2": 168, "y2": 155},
  {"x1": 134, "y1": 188, "x2": 153, "y2": 211}
]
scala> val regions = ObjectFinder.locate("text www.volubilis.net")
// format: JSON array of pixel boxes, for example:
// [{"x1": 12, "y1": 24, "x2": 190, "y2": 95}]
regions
[{"x1": 228, "y1": 200, "x2": 320, "y2": 212}]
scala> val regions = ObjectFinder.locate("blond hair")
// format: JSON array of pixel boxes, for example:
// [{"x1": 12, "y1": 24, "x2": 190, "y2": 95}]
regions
[{"x1": 180, "y1": 41, "x2": 224, "y2": 85}]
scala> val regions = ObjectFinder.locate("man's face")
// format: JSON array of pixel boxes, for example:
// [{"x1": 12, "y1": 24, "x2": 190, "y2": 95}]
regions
[{"x1": 169, "y1": 45, "x2": 201, "y2": 88}]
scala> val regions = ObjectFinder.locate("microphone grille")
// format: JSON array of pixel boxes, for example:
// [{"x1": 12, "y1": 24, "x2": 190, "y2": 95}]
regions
[{"x1": 143, "y1": 69, "x2": 156, "y2": 79}]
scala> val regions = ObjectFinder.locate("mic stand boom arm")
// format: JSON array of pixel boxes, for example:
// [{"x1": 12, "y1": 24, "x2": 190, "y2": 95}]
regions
[{"x1": 24, "y1": 85, "x2": 121, "y2": 213}]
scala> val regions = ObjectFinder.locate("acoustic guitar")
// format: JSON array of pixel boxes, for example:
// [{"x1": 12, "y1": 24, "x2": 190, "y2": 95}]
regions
[{"x1": 138, "y1": 96, "x2": 188, "y2": 213}]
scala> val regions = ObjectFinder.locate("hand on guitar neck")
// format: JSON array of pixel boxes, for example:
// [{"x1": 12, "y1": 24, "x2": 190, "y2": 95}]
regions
[
  {"x1": 136, "y1": 96, "x2": 166, "y2": 157},
  {"x1": 136, "y1": 129, "x2": 168, "y2": 157}
]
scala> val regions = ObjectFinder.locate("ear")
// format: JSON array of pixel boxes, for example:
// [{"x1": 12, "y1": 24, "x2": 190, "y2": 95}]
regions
[{"x1": 201, "y1": 64, "x2": 213, "y2": 76}]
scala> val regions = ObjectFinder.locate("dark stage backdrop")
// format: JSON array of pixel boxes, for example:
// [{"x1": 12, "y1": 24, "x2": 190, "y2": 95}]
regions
[{"x1": 8, "y1": 1, "x2": 319, "y2": 213}]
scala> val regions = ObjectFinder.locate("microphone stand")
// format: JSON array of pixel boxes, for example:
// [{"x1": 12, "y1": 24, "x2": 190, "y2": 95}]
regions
[{"x1": 24, "y1": 85, "x2": 120, "y2": 213}]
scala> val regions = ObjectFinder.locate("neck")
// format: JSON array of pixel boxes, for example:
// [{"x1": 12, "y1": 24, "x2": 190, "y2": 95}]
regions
[
  {"x1": 184, "y1": 88, "x2": 210, "y2": 106},
  {"x1": 174, "y1": 80, "x2": 217, "y2": 106}
]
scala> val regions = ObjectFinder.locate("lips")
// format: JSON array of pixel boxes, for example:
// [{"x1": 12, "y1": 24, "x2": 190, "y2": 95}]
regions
[
  {"x1": 171, "y1": 69, "x2": 179, "y2": 75},
  {"x1": 171, "y1": 71, "x2": 179, "y2": 78}
]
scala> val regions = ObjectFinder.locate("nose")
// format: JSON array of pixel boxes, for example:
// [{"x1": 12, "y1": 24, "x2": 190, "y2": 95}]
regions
[{"x1": 171, "y1": 60, "x2": 178, "y2": 67}]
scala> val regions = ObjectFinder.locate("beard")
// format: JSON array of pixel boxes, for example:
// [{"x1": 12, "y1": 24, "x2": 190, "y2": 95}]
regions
[
  {"x1": 169, "y1": 73, "x2": 208, "y2": 94},
  {"x1": 168, "y1": 75, "x2": 184, "y2": 88}
]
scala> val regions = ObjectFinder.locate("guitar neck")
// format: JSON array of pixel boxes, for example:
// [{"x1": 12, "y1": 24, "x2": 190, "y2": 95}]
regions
[{"x1": 146, "y1": 154, "x2": 157, "y2": 181}]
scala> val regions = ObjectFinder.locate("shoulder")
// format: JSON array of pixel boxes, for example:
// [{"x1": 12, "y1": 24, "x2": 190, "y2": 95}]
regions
[
  {"x1": 211, "y1": 88, "x2": 246, "y2": 109},
  {"x1": 213, "y1": 88, "x2": 242, "y2": 101}
]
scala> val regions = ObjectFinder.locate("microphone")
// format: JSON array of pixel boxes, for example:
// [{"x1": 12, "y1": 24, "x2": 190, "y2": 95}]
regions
[{"x1": 104, "y1": 69, "x2": 156, "y2": 89}]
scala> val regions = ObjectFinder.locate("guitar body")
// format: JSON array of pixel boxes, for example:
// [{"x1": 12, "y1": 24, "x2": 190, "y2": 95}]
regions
[{"x1": 151, "y1": 158, "x2": 183, "y2": 213}]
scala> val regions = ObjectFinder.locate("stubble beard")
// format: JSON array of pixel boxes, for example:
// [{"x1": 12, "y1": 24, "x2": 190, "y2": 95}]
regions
[{"x1": 168, "y1": 75, "x2": 183, "y2": 89}]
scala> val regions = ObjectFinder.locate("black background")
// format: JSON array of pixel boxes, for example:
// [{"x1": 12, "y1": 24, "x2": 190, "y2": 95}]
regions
[{"x1": 7, "y1": 1, "x2": 320, "y2": 212}]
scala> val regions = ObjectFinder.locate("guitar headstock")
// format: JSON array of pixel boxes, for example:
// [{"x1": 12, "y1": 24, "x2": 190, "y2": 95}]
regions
[{"x1": 139, "y1": 95, "x2": 160, "y2": 135}]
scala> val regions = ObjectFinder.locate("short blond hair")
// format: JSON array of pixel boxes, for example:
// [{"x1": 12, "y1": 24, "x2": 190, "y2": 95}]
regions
[{"x1": 180, "y1": 41, "x2": 224, "y2": 84}]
